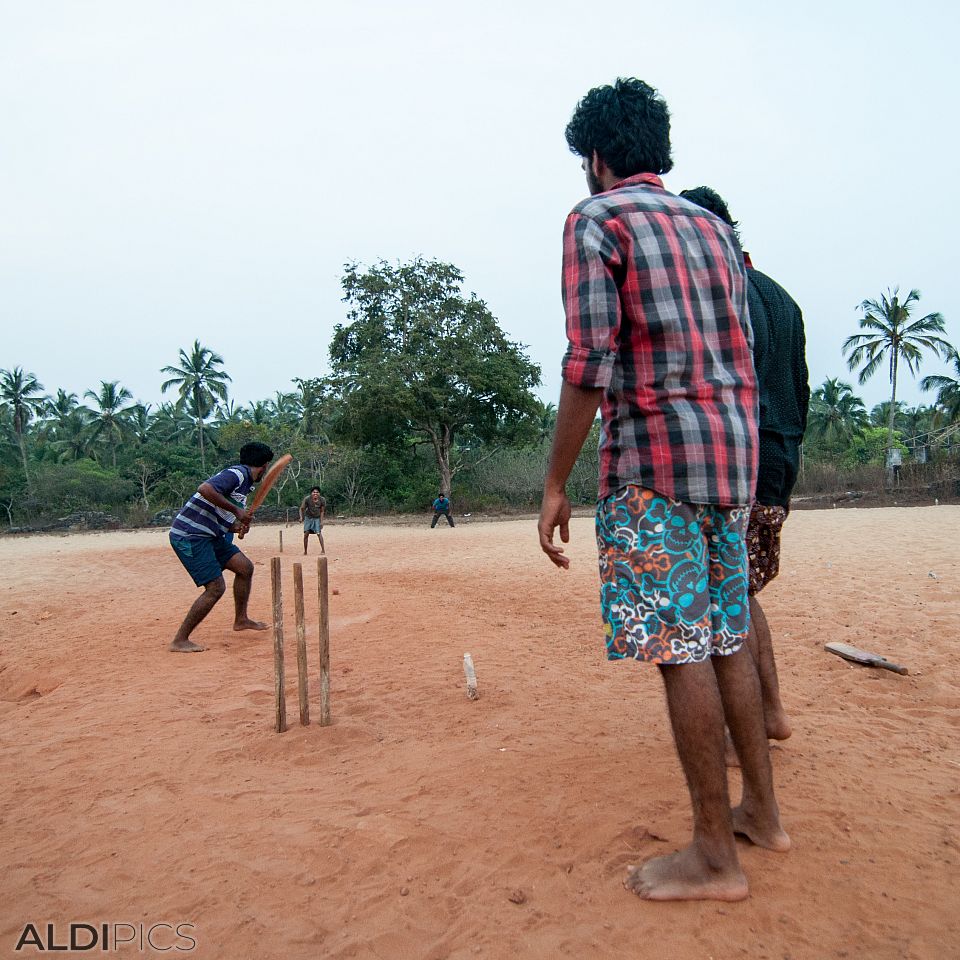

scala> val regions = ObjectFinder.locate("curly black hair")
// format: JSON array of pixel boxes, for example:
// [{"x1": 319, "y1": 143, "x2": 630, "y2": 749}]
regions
[
  {"x1": 565, "y1": 78, "x2": 673, "y2": 178},
  {"x1": 239, "y1": 441, "x2": 274, "y2": 467},
  {"x1": 678, "y1": 186, "x2": 740, "y2": 240}
]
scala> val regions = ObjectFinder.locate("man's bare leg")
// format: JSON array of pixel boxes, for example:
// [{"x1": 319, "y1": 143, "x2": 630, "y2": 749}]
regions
[
  {"x1": 625, "y1": 659, "x2": 748, "y2": 902},
  {"x1": 747, "y1": 597, "x2": 791, "y2": 741},
  {"x1": 713, "y1": 646, "x2": 791, "y2": 852},
  {"x1": 225, "y1": 552, "x2": 267, "y2": 631},
  {"x1": 170, "y1": 577, "x2": 226, "y2": 652},
  {"x1": 303, "y1": 531, "x2": 309, "y2": 555},
  {"x1": 318, "y1": 529, "x2": 325, "y2": 554}
]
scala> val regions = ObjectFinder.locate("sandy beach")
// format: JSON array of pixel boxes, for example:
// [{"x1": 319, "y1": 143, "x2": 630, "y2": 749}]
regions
[{"x1": 1, "y1": 508, "x2": 957, "y2": 959}]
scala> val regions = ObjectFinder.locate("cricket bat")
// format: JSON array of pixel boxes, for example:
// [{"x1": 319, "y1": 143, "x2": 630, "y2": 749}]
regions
[
  {"x1": 825, "y1": 642, "x2": 908, "y2": 675},
  {"x1": 237, "y1": 454, "x2": 293, "y2": 539}
]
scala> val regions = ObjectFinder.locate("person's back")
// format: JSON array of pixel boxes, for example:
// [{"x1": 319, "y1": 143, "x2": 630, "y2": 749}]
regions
[
  {"x1": 565, "y1": 179, "x2": 757, "y2": 506},
  {"x1": 746, "y1": 266, "x2": 809, "y2": 506}
]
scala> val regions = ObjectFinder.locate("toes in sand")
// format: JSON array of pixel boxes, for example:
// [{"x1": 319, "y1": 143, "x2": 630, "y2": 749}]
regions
[
  {"x1": 169, "y1": 638, "x2": 206, "y2": 653},
  {"x1": 233, "y1": 619, "x2": 268, "y2": 632},
  {"x1": 624, "y1": 847, "x2": 748, "y2": 902},
  {"x1": 731, "y1": 805, "x2": 791, "y2": 852}
]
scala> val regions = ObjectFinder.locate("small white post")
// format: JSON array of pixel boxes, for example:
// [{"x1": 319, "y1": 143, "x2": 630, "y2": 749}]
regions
[{"x1": 463, "y1": 653, "x2": 479, "y2": 700}]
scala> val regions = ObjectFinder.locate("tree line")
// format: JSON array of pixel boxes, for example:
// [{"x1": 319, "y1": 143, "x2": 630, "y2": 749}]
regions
[{"x1": 1, "y1": 263, "x2": 958, "y2": 527}]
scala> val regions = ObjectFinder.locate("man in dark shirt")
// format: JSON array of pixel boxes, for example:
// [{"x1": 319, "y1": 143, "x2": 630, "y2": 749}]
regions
[
  {"x1": 680, "y1": 187, "x2": 809, "y2": 743},
  {"x1": 539, "y1": 79, "x2": 788, "y2": 903}
]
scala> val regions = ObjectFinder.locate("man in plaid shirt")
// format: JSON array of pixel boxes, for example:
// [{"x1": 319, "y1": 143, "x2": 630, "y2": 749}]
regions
[{"x1": 538, "y1": 78, "x2": 789, "y2": 901}]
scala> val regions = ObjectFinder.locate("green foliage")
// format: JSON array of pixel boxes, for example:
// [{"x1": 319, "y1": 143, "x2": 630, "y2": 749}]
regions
[
  {"x1": 921, "y1": 346, "x2": 960, "y2": 423},
  {"x1": 161, "y1": 340, "x2": 231, "y2": 471},
  {"x1": 841, "y1": 426, "x2": 908, "y2": 467},
  {"x1": 843, "y1": 288, "x2": 951, "y2": 455},
  {"x1": 329, "y1": 258, "x2": 542, "y2": 494},
  {"x1": 32, "y1": 460, "x2": 136, "y2": 513},
  {"x1": 804, "y1": 378, "x2": 869, "y2": 459}
]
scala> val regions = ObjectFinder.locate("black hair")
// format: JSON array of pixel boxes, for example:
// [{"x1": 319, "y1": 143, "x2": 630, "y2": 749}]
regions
[
  {"x1": 310, "y1": 486, "x2": 321, "y2": 494},
  {"x1": 565, "y1": 78, "x2": 673, "y2": 178},
  {"x1": 679, "y1": 186, "x2": 741, "y2": 242},
  {"x1": 239, "y1": 441, "x2": 274, "y2": 467}
]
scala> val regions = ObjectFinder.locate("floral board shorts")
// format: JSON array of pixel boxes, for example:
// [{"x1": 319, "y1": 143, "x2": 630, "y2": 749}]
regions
[
  {"x1": 596, "y1": 486, "x2": 751, "y2": 664},
  {"x1": 746, "y1": 503, "x2": 788, "y2": 596}
]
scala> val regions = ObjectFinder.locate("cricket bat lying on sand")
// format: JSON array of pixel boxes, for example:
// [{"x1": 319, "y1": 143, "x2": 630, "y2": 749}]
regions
[
  {"x1": 237, "y1": 454, "x2": 293, "y2": 540},
  {"x1": 825, "y1": 642, "x2": 908, "y2": 675}
]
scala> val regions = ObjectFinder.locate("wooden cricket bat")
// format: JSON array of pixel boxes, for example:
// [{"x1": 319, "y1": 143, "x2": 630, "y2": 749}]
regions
[
  {"x1": 237, "y1": 454, "x2": 293, "y2": 539},
  {"x1": 825, "y1": 642, "x2": 908, "y2": 675}
]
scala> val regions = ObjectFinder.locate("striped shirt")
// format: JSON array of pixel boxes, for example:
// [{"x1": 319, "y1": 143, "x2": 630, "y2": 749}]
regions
[
  {"x1": 561, "y1": 173, "x2": 758, "y2": 505},
  {"x1": 170, "y1": 465, "x2": 253, "y2": 539}
]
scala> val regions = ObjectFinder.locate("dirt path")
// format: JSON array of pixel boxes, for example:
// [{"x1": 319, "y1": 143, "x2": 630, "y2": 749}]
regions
[{"x1": 1, "y1": 509, "x2": 957, "y2": 958}]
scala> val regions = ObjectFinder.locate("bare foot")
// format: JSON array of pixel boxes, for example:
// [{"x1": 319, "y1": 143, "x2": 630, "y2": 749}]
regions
[
  {"x1": 169, "y1": 638, "x2": 206, "y2": 653},
  {"x1": 731, "y1": 805, "x2": 791, "y2": 852},
  {"x1": 625, "y1": 846, "x2": 748, "y2": 902},
  {"x1": 233, "y1": 619, "x2": 268, "y2": 632}
]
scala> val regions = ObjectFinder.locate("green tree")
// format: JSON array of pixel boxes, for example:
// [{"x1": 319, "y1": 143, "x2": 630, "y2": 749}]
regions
[
  {"x1": 160, "y1": 340, "x2": 231, "y2": 471},
  {"x1": 330, "y1": 258, "x2": 541, "y2": 494},
  {"x1": 84, "y1": 381, "x2": 134, "y2": 467},
  {"x1": 0, "y1": 367, "x2": 45, "y2": 493},
  {"x1": 806, "y1": 378, "x2": 869, "y2": 456},
  {"x1": 921, "y1": 345, "x2": 960, "y2": 424},
  {"x1": 843, "y1": 288, "x2": 950, "y2": 464}
]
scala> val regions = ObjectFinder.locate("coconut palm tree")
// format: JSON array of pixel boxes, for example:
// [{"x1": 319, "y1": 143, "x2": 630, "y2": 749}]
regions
[
  {"x1": 921, "y1": 346, "x2": 960, "y2": 424},
  {"x1": 128, "y1": 403, "x2": 154, "y2": 444},
  {"x1": 0, "y1": 367, "x2": 45, "y2": 492},
  {"x1": 806, "y1": 378, "x2": 869, "y2": 453},
  {"x1": 160, "y1": 341, "x2": 231, "y2": 470},
  {"x1": 842, "y1": 288, "x2": 951, "y2": 463},
  {"x1": 84, "y1": 380, "x2": 134, "y2": 467},
  {"x1": 40, "y1": 390, "x2": 93, "y2": 461}
]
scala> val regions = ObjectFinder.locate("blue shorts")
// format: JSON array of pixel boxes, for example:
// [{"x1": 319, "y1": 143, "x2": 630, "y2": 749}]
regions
[
  {"x1": 170, "y1": 532, "x2": 240, "y2": 587},
  {"x1": 596, "y1": 486, "x2": 750, "y2": 664},
  {"x1": 303, "y1": 517, "x2": 322, "y2": 534}
]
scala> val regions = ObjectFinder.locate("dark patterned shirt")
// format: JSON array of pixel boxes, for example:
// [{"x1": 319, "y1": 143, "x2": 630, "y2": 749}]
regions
[
  {"x1": 170, "y1": 465, "x2": 253, "y2": 539},
  {"x1": 561, "y1": 173, "x2": 758, "y2": 505},
  {"x1": 745, "y1": 255, "x2": 810, "y2": 507}
]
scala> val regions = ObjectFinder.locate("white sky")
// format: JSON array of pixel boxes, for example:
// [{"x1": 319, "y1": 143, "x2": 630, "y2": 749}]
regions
[{"x1": 2, "y1": 0, "x2": 957, "y2": 414}]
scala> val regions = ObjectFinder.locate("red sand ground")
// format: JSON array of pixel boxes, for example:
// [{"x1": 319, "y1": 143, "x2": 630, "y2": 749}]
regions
[{"x1": 1, "y1": 508, "x2": 958, "y2": 959}]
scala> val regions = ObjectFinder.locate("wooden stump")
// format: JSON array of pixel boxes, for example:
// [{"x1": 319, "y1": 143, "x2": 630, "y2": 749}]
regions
[
  {"x1": 317, "y1": 556, "x2": 331, "y2": 726},
  {"x1": 293, "y1": 562, "x2": 310, "y2": 725},
  {"x1": 271, "y1": 557, "x2": 287, "y2": 733}
]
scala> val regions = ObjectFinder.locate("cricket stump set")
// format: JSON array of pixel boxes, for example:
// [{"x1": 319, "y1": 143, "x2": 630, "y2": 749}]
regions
[{"x1": 271, "y1": 554, "x2": 331, "y2": 733}]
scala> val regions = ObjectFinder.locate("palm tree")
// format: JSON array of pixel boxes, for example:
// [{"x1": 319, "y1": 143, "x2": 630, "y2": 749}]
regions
[
  {"x1": 84, "y1": 380, "x2": 134, "y2": 467},
  {"x1": 843, "y1": 288, "x2": 951, "y2": 463},
  {"x1": 160, "y1": 341, "x2": 231, "y2": 470},
  {"x1": 807, "y1": 378, "x2": 869, "y2": 453},
  {"x1": 151, "y1": 402, "x2": 197, "y2": 446},
  {"x1": 921, "y1": 346, "x2": 960, "y2": 424},
  {"x1": 535, "y1": 401, "x2": 558, "y2": 442},
  {"x1": 0, "y1": 367, "x2": 45, "y2": 493},
  {"x1": 41, "y1": 390, "x2": 93, "y2": 462},
  {"x1": 128, "y1": 403, "x2": 154, "y2": 444}
]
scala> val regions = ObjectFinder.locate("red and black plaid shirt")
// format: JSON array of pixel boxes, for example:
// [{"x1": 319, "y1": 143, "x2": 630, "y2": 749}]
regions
[{"x1": 562, "y1": 173, "x2": 758, "y2": 506}]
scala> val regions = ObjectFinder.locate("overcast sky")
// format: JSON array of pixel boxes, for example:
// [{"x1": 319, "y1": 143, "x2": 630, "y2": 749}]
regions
[{"x1": 2, "y1": 0, "x2": 957, "y2": 417}]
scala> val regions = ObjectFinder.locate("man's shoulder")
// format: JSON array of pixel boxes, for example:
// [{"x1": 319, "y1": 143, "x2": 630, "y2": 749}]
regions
[
  {"x1": 569, "y1": 184, "x2": 680, "y2": 223},
  {"x1": 747, "y1": 268, "x2": 802, "y2": 318},
  {"x1": 209, "y1": 464, "x2": 249, "y2": 488}
]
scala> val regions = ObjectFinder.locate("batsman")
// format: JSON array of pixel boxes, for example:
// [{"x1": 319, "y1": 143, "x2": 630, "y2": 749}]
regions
[{"x1": 168, "y1": 441, "x2": 285, "y2": 653}]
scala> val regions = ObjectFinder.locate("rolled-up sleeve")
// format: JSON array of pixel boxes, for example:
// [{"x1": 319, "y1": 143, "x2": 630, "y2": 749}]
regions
[{"x1": 561, "y1": 211, "x2": 621, "y2": 389}]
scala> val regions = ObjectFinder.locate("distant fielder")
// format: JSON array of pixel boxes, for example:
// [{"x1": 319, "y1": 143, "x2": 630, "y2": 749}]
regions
[
  {"x1": 299, "y1": 486, "x2": 326, "y2": 555},
  {"x1": 431, "y1": 493, "x2": 455, "y2": 528},
  {"x1": 168, "y1": 442, "x2": 274, "y2": 653}
]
